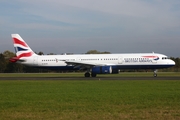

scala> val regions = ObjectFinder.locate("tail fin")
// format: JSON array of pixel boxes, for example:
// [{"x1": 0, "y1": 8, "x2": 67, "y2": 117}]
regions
[{"x1": 10, "y1": 34, "x2": 37, "y2": 62}]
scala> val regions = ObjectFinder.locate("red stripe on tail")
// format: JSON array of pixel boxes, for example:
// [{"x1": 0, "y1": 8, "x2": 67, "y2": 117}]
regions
[
  {"x1": 13, "y1": 38, "x2": 28, "y2": 47},
  {"x1": 9, "y1": 52, "x2": 33, "y2": 63}
]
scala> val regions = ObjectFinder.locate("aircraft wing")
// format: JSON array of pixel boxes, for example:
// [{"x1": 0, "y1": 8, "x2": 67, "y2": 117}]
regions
[{"x1": 64, "y1": 61, "x2": 115, "y2": 69}]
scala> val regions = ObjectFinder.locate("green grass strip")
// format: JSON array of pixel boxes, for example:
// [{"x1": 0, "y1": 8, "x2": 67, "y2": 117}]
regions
[{"x1": 0, "y1": 80, "x2": 180, "y2": 119}]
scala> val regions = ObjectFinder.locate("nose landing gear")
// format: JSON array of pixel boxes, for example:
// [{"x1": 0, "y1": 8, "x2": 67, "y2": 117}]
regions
[{"x1": 153, "y1": 69, "x2": 158, "y2": 77}]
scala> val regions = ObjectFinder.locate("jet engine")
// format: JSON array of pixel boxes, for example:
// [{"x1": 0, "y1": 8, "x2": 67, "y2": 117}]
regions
[{"x1": 91, "y1": 66, "x2": 119, "y2": 74}]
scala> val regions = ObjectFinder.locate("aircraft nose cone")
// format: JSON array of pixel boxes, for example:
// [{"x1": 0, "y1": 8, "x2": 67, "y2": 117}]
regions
[{"x1": 170, "y1": 60, "x2": 175, "y2": 66}]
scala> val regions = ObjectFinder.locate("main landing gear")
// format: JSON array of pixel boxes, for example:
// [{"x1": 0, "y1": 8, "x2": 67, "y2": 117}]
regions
[
  {"x1": 153, "y1": 69, "x2": 158, "y2": 77},
  {"x1": 84, "y1": 72, "x2": 90, "y2": 77},
  {"x1": 84, "y1": 72, "x2": 97, "y2": 77}
]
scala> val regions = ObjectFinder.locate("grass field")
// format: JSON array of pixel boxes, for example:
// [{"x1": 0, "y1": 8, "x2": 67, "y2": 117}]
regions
[{"x1": 0, "y1": 72, "x2": 180, "y2": 120}]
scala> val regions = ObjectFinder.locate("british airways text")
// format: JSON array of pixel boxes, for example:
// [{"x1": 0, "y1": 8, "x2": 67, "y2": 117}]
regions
[{"x1": 124, "y1": 59, "x2": 152, "y2": 63}]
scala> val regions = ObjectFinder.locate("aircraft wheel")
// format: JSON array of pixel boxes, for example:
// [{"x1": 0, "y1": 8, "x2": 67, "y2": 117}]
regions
[
  {"x1": 84, "y1": 72, "x2": 90, "y2": 77},
  {"x1": 154, "y1": 73, "x2": 157, "y2": 77},
  {"x1": 91, "y1": 73, "x2": 97, "y2": 77}
]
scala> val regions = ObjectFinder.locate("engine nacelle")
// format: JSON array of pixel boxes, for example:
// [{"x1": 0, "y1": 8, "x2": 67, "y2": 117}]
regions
[{"x1": 92, "y1": 66, "x2": 112, "y2": 74}]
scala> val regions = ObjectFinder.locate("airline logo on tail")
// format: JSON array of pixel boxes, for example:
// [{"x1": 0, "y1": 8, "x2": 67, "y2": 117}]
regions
[{"x1": 10, "y1": 34, "x2": 35, "y2": 63}]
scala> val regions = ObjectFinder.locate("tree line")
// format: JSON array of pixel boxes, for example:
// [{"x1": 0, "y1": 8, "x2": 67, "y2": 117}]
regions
[{"x1": 0, "y1": 50, "x2": 179, "y2": 73}]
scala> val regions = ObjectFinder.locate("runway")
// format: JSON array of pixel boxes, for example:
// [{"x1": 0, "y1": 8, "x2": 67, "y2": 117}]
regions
[{"x1": 0, "y1": 76, "x2": 180, "y2": 80}]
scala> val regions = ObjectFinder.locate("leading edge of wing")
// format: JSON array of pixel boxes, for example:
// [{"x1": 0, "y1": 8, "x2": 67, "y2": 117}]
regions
[{"x1": 65, "y1": 61, "x2": 115, "y2": 67}]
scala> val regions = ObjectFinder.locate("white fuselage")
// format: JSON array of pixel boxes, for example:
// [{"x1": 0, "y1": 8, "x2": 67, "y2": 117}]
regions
[{"x1": 19, "y1": 53, "x2": 175, "y2": 70}]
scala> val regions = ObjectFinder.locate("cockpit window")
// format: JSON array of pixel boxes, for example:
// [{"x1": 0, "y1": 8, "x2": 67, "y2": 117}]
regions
[{"x1": 162, "y1": 57, "x2": 168, "y2": 60}]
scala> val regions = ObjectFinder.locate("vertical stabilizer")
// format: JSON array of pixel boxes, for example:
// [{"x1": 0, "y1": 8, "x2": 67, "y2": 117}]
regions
[{"x1": 10, "y1": 34, "x2": 37, "y2": 62}]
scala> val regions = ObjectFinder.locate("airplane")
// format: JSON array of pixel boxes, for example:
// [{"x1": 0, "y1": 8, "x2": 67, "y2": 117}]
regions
[{"x1": 9, "y1": 34, "x2": 175, "y2": 77}]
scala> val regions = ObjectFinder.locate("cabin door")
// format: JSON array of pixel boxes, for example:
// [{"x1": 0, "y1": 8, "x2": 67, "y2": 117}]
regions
[
  {"x1": 76, "y1": 57, "x2": 81, "y2": 61},
  {"x1": 118, "y1": 56, "x2": 123, "y2": 64}
]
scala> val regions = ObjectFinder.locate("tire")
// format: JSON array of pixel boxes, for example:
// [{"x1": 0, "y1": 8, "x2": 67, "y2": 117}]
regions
[
  {"x1": 91, "y1": 73, "x2": 97, "y2": 77},
  {"x1": 84, "y1": 72, "x2": 90, "y2": 77}
]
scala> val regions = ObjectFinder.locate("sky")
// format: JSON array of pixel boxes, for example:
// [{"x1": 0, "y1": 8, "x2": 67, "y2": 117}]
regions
[{"x1": 0, "y1": 0, "x2": 180, "y2": 57}]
